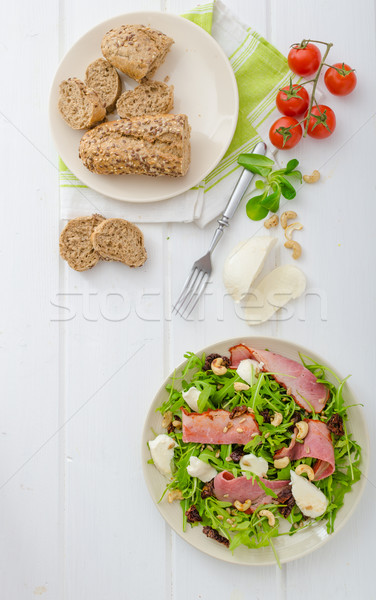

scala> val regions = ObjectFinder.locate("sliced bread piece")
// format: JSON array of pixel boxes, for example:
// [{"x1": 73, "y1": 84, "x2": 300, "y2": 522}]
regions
[
  {"x1": 58, "y1": 78, "x2": 106, "y2": 129},
  {"x1": 79, "y1": 114, "x2": 191, "y2": 177},
  {"x1": 85, "y1": 58, "x2": 122, "y2": 113},
  {"x1": 91, "y1": 218, "x2": 147, "y2": 267},
  {"x1": 101, "y1": 25, "x2": 174, "y2": 82},
  {"x1": 116, "y1": 80, "x2": 173, "y2": 118},
  {"x1": 59, "y1": 214, "x2": 106, "y2": 271}
]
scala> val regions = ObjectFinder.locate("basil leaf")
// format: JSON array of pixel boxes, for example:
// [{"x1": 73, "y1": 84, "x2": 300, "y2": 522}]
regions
[
  {"x1": 246, "y1": 194, "x2": 269, "y2": 221},
  {"x1": 238, "y1": 153, "x2": 274, "y2": 177},
  {"x1": 278, "y1": 176, "x2": 296, "y2": 200},
  {"x1": 285, "y1": 170, "x2": 303, "y2": 184},
  {"x1": 285, "y1": 158, "x2": 299, "y2": 173},
  {"x1": 255, "y1": 180, "x2": 265, "y2": 190},
  {"x1": 258, "y1": 183, "x2": 281, "y2": 212}
]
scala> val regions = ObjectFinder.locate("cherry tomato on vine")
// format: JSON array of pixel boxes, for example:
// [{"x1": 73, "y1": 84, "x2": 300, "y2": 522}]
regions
[
  {"x1": 305, "y1": 105, "x2": 336, "y2": 139},
  {"x1": 324, "y1": 63, "x2": 357, "y2": 96},
  {"x1": 269, "y1": 117, "x2": 302, "y2": 150},
  {"x1": 288, "y1": 43, "x2": 321, "y2": 77},
  {"x1": 276, "y1": 84, "x2": 309, "y2": 117}
]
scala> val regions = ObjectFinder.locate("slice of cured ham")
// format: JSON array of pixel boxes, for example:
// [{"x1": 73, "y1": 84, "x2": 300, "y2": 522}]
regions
[
  {"x1": 229, "y1": 344, "x2": 329, "y2": 413},
  {"x1": 181, "y1": 408, "x2": 259, "y2": 445},
  {"x1": 213, "y1": 471, "x2": 290, "y2": 512},
  {"x1": 274, "y1": 419, "x2": 335, "y2": 480}
]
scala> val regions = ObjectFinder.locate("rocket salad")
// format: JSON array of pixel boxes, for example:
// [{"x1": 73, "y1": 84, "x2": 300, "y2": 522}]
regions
[{"x1": 147, "y1": 348, "x2": 362, "y2": 563}]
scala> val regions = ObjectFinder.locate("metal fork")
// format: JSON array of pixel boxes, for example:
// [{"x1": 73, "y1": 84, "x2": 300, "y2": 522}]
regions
[{"x1": 172, "y1": 141, "x2": 267, "y2": 319}]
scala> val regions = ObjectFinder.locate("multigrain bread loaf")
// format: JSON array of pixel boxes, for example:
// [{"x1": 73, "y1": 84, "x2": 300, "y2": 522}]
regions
[
  {"x1": 91, "y1": 218, "x2": 147, "y2": 267},
  {"x1": 59, "y1": 214, "x2": 106, "y2": 271},
  {"x1": 116, "y1": 80, "x2": 174, "y2": 118},
  {"x1": 79, "y1": 114, "x2": 190, "y2": 177},
  {"x1": 85, "y1": 58, "x2": 122, "y2": 113},
  {"x1": 58, "y1": 78, "x2": 106, "y2": 129},
  {"x1": 101, "y1": 25, "x2": 174, "y2": 82}
]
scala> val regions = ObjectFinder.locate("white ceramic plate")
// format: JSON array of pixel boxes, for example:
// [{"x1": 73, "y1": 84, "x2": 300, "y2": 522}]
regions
[
  {"x1": 49, "y1": 11, "x2": 239, "y2": 203},
  {"x1": 142, "y1": 337, "x2": 369, "y2": 565}
]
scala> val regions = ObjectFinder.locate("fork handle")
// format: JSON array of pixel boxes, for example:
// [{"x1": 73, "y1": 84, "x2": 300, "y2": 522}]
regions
[{"x1": 208, "y1": 141, "x2": 267, "y2": 254}]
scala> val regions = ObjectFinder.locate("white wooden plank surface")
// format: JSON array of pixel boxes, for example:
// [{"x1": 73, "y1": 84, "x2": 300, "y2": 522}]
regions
[{"x1": 1, "y1": 0, "x2": 375, "y2": 598}]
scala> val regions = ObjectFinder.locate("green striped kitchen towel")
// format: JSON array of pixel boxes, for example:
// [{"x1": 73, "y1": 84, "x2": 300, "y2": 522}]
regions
[{"x1": 60, "y1": 0, "x2": 291, "y2": 227}]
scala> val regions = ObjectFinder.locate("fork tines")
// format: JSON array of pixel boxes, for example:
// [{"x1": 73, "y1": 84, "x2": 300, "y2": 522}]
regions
[{"x1": 172, "y1": 266, "x2": 210, "y2": 319}]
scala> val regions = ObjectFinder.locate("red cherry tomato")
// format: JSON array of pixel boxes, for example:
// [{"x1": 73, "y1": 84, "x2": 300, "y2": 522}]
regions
[
  {"x1": 269, "y1": 117, "x2": 302, "y2": 150},
  {"x1": 276, "y1": 84, "x2": 309, "y2": 117},
  {"x1": 324, "y1": 63, "x2": 357, "y2": 96},
  {"x1": 288, "y1": 43, "x2": 321, "y2": 77},
  {"x1": 305, "y1": 105, "x2": 336, "y2": 139}
]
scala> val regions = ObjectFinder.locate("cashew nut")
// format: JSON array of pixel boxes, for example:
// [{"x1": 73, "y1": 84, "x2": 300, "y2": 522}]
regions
[
  {"x1": 296, "y1": 421, "x2": 309, "y2": 440},
  {"x1": 285, "y1": 222, "x2": 303, "y2": 241},
  {"x1": 234, "y1": 499, "x2": 252, "y2": 512},
  {"x1": 259, "y1": 509, "x2": 275, "y2": 526},
  {"x1": 168, "y1": 489, "x2": 184, "y2": 503},
  {"x1": 234, "y1": 381, "x2": 250, "y2": 392},
  {"x1": 172, "y1": 419, "x2": 182, "y2": 429},
  {"x1": 303, "y1": 170, "x2": 320, "y2": 184},
  {"x1": 274, "y1": 456, "x2": 290, "y2": 469},
  {"x1": 281, "y1": 210, "x2": 297, "y2": 229},
  {"x1": 264, "y1": 215, "x2": 279, "y2": 229},
  {"x1": 284, "y1": 240, "x2": 302, "y2": 260},
  {"x1": 270, "y1": 412, "x2": 283, "y2": 427},
  {"x1": 295, "y1": 464, "x2": 315, "y2": 481},
  {"x1": 162, "y1": 411, "x2": 173, "y2": 429},
  {"x1": 211, "y1": 357, "x2": 227, "y2": 376}
]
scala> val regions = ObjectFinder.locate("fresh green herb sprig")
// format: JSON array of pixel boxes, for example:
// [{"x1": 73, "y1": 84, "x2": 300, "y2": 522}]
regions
[{"x1": 237, "y1": 153, "x2": 302, "y2": 221}]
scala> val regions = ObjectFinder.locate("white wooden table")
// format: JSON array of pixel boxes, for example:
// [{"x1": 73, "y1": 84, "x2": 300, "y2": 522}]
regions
[{"x1": 1, "y1": 0, "x2": 375, "y2": 598}]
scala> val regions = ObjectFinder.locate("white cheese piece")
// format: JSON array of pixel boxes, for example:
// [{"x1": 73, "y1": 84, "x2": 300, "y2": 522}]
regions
[
  {"x1": 290, "y1": 470, "x2": 329, "y2": 518},
  {"x1": 149, "y1": 434, "x2": 177, "y2": 478},
  {"x1": 236, "y1": 358, "x2": 261, "y2": 385},
  {"x1": 240, "y1": 453, "x2": 268, "y2": 477},
  {"x1": 187, "y1": 456, "x2": 217, "y2": 482},
  {"x1": 223, "y1": 236, "x2": 277, "y2": 302},
  {"x1": 243, "y1": 265, "x2": 306, "y2": 325},
  {"x1": 182, "y1": 387, "x2": 200, "y2": 412}
]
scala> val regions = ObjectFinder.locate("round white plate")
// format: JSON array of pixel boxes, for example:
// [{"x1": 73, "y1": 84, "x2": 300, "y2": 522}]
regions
[
  {"x1": 142, "y1": 337, "x2": 369, "y2": 565},
  {"x1": 49, "y1": 11, "x2": 239, "y2": 203}
]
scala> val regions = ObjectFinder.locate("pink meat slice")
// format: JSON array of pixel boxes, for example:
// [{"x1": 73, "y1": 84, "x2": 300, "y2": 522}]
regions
[
  {"x1": 229, "y1": 344, "x2": 254, "y2": 368},
  {"x1": 181, "y1": 408, "x2": 259, "y2": 445},
  {"x1": 274, "y1": 419, "x2": 335, "y2": 480},
  {"x1": 214, "y1": 471, "x2": 290, "y2": 512},
  {"x1": 250, "y1": 347, "x2": 329, "y2": 413}
]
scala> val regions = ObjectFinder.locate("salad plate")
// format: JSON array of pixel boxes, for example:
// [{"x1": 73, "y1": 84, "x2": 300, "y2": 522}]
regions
[
  {"x1": 49, "y1": 11, "x2": 239, "y2": 203},
  {"x1": 142, "y1": 337, "x2": 369, "y2": 565}
]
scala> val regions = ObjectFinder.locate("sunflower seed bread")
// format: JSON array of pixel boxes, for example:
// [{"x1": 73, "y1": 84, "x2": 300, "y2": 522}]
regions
[
  {"x1": 101, "y1": 25, "x2": 174, "y2": 82},
  {"x1": 58, "y1": 78, "x2": 106, "y2": 129},
  {"x1": 79, "y1": 113, "x2": 190, "y2": 177},
  {"x1": 85, "y1": 58, "x2": 122, "y2": 113},
  {"x1": 116, "y1": 80, "x2": 174, "y2": 118},
  {"x1": 59, "y1": 214, "x2": 106, "y2": 271},
  {"x1": 91, "y1": 218, "x2": 147, "y2": 267}
]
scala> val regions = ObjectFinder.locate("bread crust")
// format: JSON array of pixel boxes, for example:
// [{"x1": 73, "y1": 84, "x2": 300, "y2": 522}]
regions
[
  {"x1": 85, "y1": 58, "x2": 122, "y2": 113},
  {"x1": 101, "y1": 25, "x2": 174, "y2": 82},
  {"x1": 79, "y1": 113, "x2": 190, "y2": 177},
  {"x1": 91, "y1": 218, "x2": 147, "y2": 267},
  {"x1": 59, "y1": 214, "x2": 106, "y2": 271},
  {"x1": 58, "y1": 78, "x2": 106, "y2": 129},
  {"x1": 116, "y1": 80, "x2": 174, "y2": 118}
]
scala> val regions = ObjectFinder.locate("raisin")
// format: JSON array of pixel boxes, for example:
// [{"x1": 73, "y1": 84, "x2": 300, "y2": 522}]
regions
[
  {"x1": 201, "y1": 479, "x2": 214, "y2": 499},
  {"x1": 259, "y1": 409, "x2": 271, "y2": 423},
  {"x1": 203, "y1": 353, "x2": 231, "y2": 371},
  {"x1": 230, "y1": 447, "x2": 244, "y2": 463},
  {"x1": 202, "y1": 526, "x2": 229, "y2": 547},
  {"x1": 327, "y1": 413, "x2": 344, "y2": 436},
  {"x1": 277, "y1": 489, "x2": 296, "y2": 518},
  {"x1": 185, "y1": 505, "x2": 202, "y2": 523},
  {"x1": 229, "y1": 405, "x2": 247, "y2": 419}
]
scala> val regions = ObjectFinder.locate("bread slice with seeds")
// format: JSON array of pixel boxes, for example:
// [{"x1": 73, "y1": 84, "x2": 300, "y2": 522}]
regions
[
  {"x1": 59, "y1": 214, "x2": 106, "y2": 271},
  {"x1": 91, "y1": 218, "x2": 147, "y2": 268},
  {"x1": 116, "y1": 80, "x2": 173, "y2": 118},
  {"x1": 85, "y1": 58, "x2": 122, "y2": 113},
  {"x1": 101, "y1": 24, "x2": 174, "y2": 82},
  {"x1": 58, "y1": 78, "x2": 106, "y2": 129},
  {"x1": 79, "y1": 113, "x2": 190, "y2": 177}
]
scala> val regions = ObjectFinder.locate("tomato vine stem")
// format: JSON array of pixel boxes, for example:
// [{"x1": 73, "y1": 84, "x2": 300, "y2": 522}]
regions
[{"x1": 302, "y1": 40, "x2": 333, "y2": 136}]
